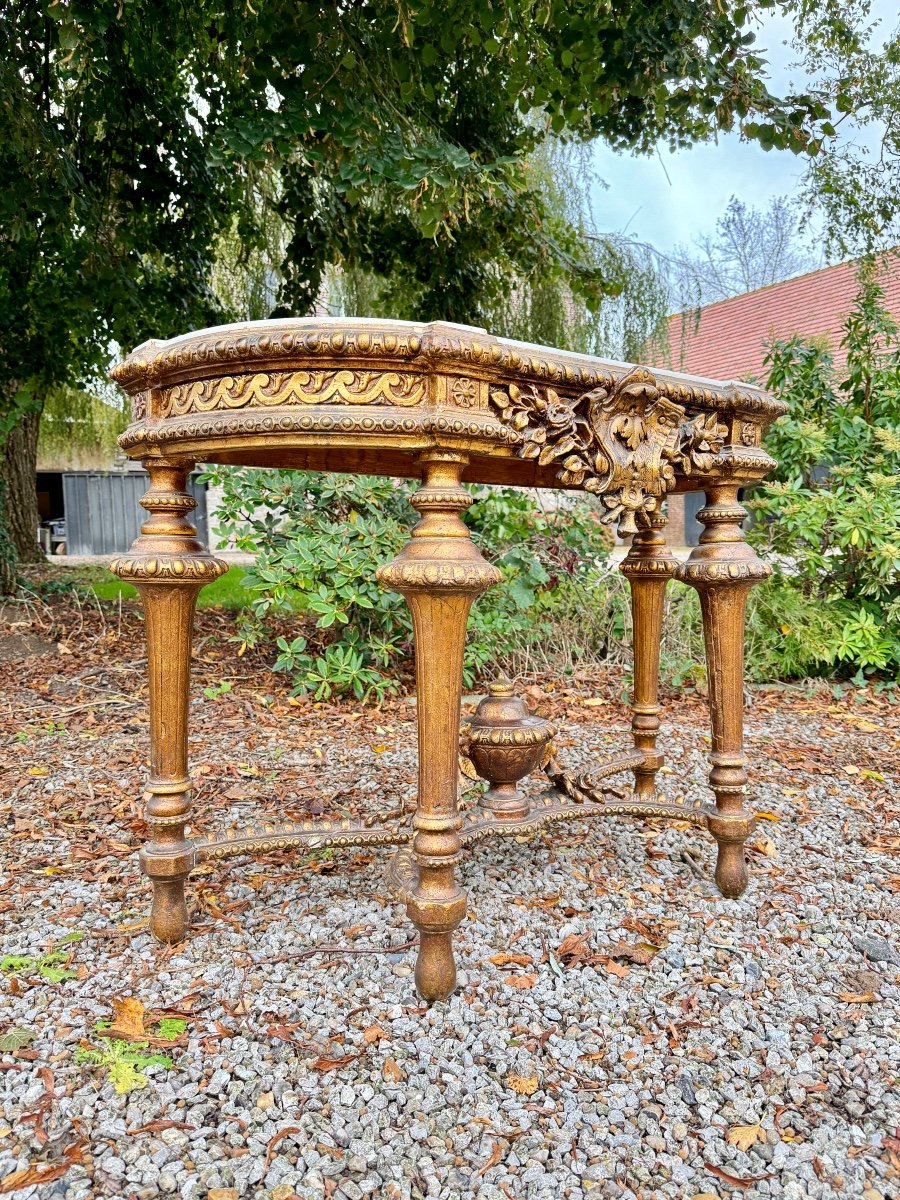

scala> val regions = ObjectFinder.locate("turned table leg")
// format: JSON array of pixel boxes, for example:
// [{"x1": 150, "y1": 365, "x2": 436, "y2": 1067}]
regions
[
  {"x1": 378, "y1": 452, "x2": 500, "y2": 1000},
  {"x1": 620, "y1": 514, "x2": 677, "y2": 801},
  {"x1": 679, "y1": 486, "x2": 770, "y2": 897},
  {"x1": 112, "y1": 459, "x2": 226, "y2": 941}
]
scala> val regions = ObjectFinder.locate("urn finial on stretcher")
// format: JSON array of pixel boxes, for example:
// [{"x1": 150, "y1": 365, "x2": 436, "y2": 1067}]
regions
[{"x1": 462, "y1": 682, "x2": 555, "y2": 820}]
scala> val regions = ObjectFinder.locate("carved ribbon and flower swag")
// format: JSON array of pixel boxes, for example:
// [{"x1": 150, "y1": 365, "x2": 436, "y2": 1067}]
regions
[{"x1": 490, "y1": 368, "x2": 727, "y2": 535}]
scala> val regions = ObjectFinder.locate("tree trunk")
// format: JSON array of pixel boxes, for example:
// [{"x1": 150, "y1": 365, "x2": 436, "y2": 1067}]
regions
[
  {"x1": 0, "y1": 403, "x2": 44, "y2": 581},
  {"x1": 0, "y1": 476, "x2": 16, "y2": 595}
]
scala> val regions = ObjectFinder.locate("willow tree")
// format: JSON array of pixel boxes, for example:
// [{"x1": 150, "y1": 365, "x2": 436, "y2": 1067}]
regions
[{"x1": 1, "y1": 0, "x2": 838, "y2": 588}]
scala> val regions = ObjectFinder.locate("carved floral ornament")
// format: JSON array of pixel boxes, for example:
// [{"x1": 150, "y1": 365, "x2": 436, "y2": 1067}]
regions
[
  {"x1": 489, "y1": 368, "x2": 729, "y2": 535},
  {"x1": 160, "y1": 368, "x2": 426, "y2": 418}
]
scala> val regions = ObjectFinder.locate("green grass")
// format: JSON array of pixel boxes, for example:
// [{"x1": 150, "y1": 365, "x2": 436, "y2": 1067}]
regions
[{"x1": 44, "y1": 565, "x2": 253, "y2": 610}]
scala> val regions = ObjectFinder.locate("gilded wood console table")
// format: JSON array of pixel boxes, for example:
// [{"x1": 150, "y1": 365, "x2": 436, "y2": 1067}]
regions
[{"x1": 110, "y1": 318, "x2": 785, "y2": 1001}]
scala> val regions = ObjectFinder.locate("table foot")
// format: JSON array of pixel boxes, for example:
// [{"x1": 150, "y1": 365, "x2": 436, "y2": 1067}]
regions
[{"x1": 148, "y1": 879, "x2": 190, "y2": 943}]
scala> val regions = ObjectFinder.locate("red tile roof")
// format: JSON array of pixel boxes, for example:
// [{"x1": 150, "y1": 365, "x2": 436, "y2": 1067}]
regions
[{"x1": 652, "y1": 254, "x2": 900, "y2": 384}]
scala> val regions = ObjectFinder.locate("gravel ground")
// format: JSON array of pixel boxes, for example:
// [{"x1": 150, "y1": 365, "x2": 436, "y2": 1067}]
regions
[{"x1": 1, "y1": 605, "x2": 899, "y2": 1200}]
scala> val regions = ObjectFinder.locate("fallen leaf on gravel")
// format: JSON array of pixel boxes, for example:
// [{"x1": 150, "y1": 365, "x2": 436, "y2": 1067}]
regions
[
  {"x1": 362, "y1": 1024, "x2": 387, "y2": 1043},
  {"x1": 557, "y1": 933, "x2": 592, "y2": 967},
  {"x1": 129, "y1": 1120, "x2": 195, "y2": 1135},
  {"x1": 265, "y1": 1125, "x2": 303, "y2": 1168},
  {"x1": 837, "y1": 991, "x2": 878, "y2": 1003},
  {"x1": 107, "y1": 997, "x2": 146, "y2": 1039},
  {"x1": 477, "y1": 1142, "x2": 504, "y2": 1177},
  {"x1": 488, "y1": 952, "x2": 533, "y2": 967},
  {"x1": 382, "y1": 1057, "x2": 404, "y2": 1082},
  {"x1": 208, "y1": 1190, "x2": 239, "y2": 1200},
  {"x1": 882, "y1": 1134, "x2": 900, "y2": 1172},
  {"x1": 727, "y1": 1123, "x2": 763, "y2": 1151},
  {"x1": 756, "y1": 811, "x2": 781, "y2": 821},
  {"x1": 0, "y1": 1027, "x2": 35, "y2": 1052},
  {"x1": 603, "y1": 959, "x2": 630, "y2": 979},
  {"x1": 504, "y1": 974, "x2": 537, "y2": 989},
  {"x1": 309, "y1": 1052, "x2": 361, "y2": 1071},
  {"x1": 603, "y1": 940, "x2": 655, "y2": 965},
  {"x1": 705, "y1": 1162, "x2": 774, "y2": 1189},
  {"x1": 507, "y1": 1073, "x2": 538, "y2": 1095},
  {"x1": 0, "y1": 1141, "x2": 82, "y2": 1194}
]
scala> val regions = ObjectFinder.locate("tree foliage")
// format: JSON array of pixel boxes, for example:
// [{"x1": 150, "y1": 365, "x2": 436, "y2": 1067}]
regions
[
  {"x1": 0, "y1": 0, "x2": 845, "y2": 582},
  {"x1": 307, "y1": 142, "x2": 672, "y2": 362},
  {"x1": 786, "y1": 0, "x2": 900, "y2": 255}
]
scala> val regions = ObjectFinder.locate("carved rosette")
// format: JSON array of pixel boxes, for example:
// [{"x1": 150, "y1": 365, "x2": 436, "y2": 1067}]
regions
[{"x1": 489, "y1": 369, "x2": 729, "y2": 535}]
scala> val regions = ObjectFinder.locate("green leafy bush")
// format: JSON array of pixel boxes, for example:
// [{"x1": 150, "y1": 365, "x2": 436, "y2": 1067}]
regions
[
  {"x1": 204, "y1": 467, "x2": 614, "y2": 697},
  {"x1": 204, "y1": 468, "x2": 412, "y2": 701},
  {"x1": 749, "y1": 260, "x2": 900, "y2": 678}
]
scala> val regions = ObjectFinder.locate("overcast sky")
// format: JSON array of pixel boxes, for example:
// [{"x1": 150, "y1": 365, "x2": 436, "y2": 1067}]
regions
[{"x1": 590, "y1": 2, "x2": 896, "y2": 254}]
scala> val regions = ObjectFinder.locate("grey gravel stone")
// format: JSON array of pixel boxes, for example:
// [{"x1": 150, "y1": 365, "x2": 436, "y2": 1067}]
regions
[
  {"x1": 4, "y1": 695, "x2": 900, "y2": 1200},
  {"x1": 851, "y1": 934, "x2": 900, "y2": 965}
]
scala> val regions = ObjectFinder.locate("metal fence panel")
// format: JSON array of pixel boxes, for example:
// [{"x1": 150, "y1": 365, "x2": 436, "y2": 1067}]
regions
[
  {"x1": 684, "y1": 491, "x2": 704, "y2": 546},
  {"x1": 61, "y1": 472, "x2": 208, "y2": 556}
]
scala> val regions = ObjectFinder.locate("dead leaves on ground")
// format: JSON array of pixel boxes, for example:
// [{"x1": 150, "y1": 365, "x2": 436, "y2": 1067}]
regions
[
  {"x1": 487, "y1": 913, "x2": 669, "y2": 986},
  {"x1": 504, "y1": 973, "x2": 538, "y2": 990},
  {"x1": 0, "y1": 1140, "x2": 83, "y2": 1195},
  {"x1": 382, "y1": 1056, "x2": 404, "y2": 1082},
  {"x1": 506, "y1": 1073, "x2": 539, "y2": 1096},
  {"x1": 705, "y1": 1161, "x2": 775, "y2": 1190},
  {"x1": 477, "y1": 1141, "x2": 505, "y2": 1177},
  {"x1": 308, "y1": 1051, "x2": 363, "y2": 1072},
  {"x1": 488, "y1": 952, "x2": 533, "y2": 968},
  {"x1": 726, "y1": 1123, "x2": 763, "y2": 1152},
  {"x1": 97, "y1": 996, "x2": 188, "y2": 1047}
]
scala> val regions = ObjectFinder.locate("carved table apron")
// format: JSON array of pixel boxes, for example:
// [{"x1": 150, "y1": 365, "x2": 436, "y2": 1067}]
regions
[{"x1": 111, "y1": 318, "x2": 785, "y2": 1001}]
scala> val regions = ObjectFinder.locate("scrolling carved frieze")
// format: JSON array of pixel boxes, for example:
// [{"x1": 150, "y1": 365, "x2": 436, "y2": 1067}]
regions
[
  {"x1": 489, "y1": 368, "x2": 728, "y2": 534},
  {"x1": 160, "y1": 369, "x2": 426, "y2": 418}
]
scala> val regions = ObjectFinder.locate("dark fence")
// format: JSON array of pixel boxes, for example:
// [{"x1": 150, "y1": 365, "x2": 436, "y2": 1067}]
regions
[{"x1": 61, "y1": 471, "x2": 209, "y2": 556}]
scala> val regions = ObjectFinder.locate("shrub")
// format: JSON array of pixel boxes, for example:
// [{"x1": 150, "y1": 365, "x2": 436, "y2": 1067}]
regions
[
  {"x1": 203, "y1": 467, "x2": 614, "y2": 699},
  {"x1": 749, "y1": 259, "x2": 900, "y2": 678}
]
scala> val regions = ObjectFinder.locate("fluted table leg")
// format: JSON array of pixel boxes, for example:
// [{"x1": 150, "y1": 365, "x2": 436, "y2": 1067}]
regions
[
  {"x1": 112, "y1": 459, "x2": 226, "y2": 941},
  {"x1": 378, "y1": 451, "x2": 500, "y2": 1000},
  {"x1": 620, "y1": 513, "x2": 677, "y2": 801},
  {"x1": 679, "y1": 485, "x2": 770, "y2": 897}
]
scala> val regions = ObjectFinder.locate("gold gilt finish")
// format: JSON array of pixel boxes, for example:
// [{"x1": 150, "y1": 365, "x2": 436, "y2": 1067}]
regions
[
  {"x1": 462, "y1": 682, "x2": 555, "y2": 819},
  {"x1": 111, "y1": 317, "x2": 784, "y2": 1001}
]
